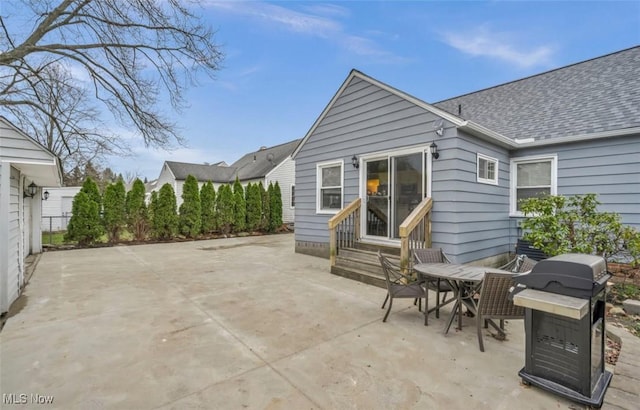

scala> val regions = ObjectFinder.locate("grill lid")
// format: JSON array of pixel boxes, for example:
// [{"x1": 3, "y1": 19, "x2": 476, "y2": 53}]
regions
[{"x1": 513, "y1": 253, "x2": 610, "y2": 296}]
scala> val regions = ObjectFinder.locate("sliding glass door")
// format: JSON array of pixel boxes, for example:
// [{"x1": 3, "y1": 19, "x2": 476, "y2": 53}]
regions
[{"x1": 364, "y1": 151, "x2": 425, "y2": 240}]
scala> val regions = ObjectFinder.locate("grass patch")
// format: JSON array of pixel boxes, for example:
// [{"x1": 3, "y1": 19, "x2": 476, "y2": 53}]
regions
[{"x1": 42, "y1": 230, "x2": 134, "y2": 246}]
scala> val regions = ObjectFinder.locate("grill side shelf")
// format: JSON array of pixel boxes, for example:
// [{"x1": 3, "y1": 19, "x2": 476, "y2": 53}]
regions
[{"x1": 513, "y1": 289, "x2": 589, "y2": 320}]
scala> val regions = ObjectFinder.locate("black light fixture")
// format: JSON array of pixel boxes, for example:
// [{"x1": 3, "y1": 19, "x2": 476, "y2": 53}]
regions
[
  {"x1": 351, "y1": 154, "x2": 359, "y2": 169},
  {"x1": 24, "y1": 182, "x2": 37, "y2": 198},
  {"x1": 43, "y1": 190, "x2": 50, "y2": 201},
  {"x1": 430, "y1": 142, "x2": 439, "y2": 160}
]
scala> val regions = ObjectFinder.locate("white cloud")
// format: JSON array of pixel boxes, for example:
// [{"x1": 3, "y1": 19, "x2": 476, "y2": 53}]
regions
[
  {"x1": 206, "y1": 1, "x2": 402, "y2": 61},
  {"x1": 442, "y1": 26, "x2": 554, "y2": 68}
]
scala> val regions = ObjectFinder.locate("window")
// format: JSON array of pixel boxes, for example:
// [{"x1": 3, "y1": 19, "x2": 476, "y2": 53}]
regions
[
  {"x1": 510, "y1": 155, "x2": 557, "y2": 215},
  {"x1": 477, "y1": 153, "x2": 498, "y2": 185},
  {"x1": 290, "y1": 185, "x2": 295, "y2": 208},
  {"x1": 316, "y1": 161, "x2": 343, "y2": 213}
]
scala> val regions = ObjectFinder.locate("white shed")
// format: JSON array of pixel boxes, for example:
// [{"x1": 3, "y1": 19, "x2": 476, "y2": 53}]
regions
[{"x1": 0, "y1": 116, "x2": 62, "y2": 315}]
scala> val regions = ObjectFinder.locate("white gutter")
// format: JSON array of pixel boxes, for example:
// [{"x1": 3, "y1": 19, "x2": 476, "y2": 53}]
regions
[{"x1": 512, "y1": 126, "x2": 640, "y2": 148}]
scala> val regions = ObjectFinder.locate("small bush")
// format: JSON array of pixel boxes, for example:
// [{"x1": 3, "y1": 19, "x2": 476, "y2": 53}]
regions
[
  {"x1": 216, "y1": 184, "x2": 234, "y2": 234},
  {"x1": 270, "y1": 181, "x2": 283, "y2": 231},
  {"x1": 126, "y1": 179, "x2": 149, "y2": 241},
  {"x1": 245, "y1": 182, "x2": 262, "y2": 231}
]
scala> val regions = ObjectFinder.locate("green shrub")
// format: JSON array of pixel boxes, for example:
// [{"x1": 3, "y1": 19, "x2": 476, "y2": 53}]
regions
[
  {"x1": 179, "y1": 175, "x2": 201, "y2": 238},
  {"x1": 65, "y1": 191, "x2": 103, "y2": 245},
  {"x1": 269, "y1": 181, "x2": 283, "y2": 231},
  {"x1": 152, "y1": 183, "x2": 178, "y2": 239},
  {"x1": 232, "y1": 177, "x2": 246, "y2": 232},
  {"x1": 245, "y1": 182, "x2": 262, "y2": 231},
  {"x1": 200, "y1": 181, "x2": 217, "y2": 234},
  {"x1": 259, "y1": 182, "x2": 270, "y2": 231},
  {"x1": 521, "y1": 193, "x2": 640, "y2": 265},
  {"x1": 126, "y1": 179, "x2": 149, "y2": 241},
  {"x1": 103, "y1": 180, "x2": 126, "y2": 243},
  {"x1": 216, "y1": 184, "x2": 234, "y2": 234},
  {"x1": 81, "y1": 176, "x2": 102, "y2": 210}
]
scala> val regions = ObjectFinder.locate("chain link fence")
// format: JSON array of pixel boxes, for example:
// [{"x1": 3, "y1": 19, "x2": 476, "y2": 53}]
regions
[{"x1": 41, "y1": 215, "x2": 71, "y2": 245}]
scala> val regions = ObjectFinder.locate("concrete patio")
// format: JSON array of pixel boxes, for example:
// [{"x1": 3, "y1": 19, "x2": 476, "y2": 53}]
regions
[{"x1": 0, "y1": 234, "x2": 612, "y2": 409}]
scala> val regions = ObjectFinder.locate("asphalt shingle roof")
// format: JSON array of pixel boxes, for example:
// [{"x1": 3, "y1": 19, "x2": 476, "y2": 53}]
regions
[
  {"x1": 433, "y1": 46, "x2": 640, "y2": 141},
  {"x1": 164, "y1": 161, "x2": 237, "y2": 182},
  {"x1": 230, "y1": 139, "x2": 301, "y2": 180},
  {"x1": 164, "y1": 139, "x2": 301, "y2": 182}
]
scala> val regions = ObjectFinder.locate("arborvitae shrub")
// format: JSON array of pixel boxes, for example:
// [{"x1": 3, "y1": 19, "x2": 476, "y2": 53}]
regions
[
  {"x1": 245, "y1": 183, "x2": 262, "y2": 231},
  {"x1": 152, "y1": 183, "x2": 178, "y2": 239},
  {"x1": 232, "y1": 177, "x2": 246, "y2": 232},
  {"x1": 270, "y1": 181, "x2": 283, "y2": 231},
  {"x1": 126, "y1": 179, "x2": 149, "y2": 241},
  {"x1": 103, "y1": 180, "x2": 126, "y2": 243},
  {"x1": 179, "y1": 174, "x2": 201, "y2": 238},
  {"x1": 81, "y1": 176, "x2": 102, "y2": 210},
  {"x1": 200, "y1": 181, "x2": 216, "y2": 234},
  {"x1": 259, "y1": 182, "x2": 270, "y2": 231},
  {"x1": 216, "y1": 184, "x2": 234, "y2": 234},
  {"x1": 65, "y1": 191, "x2": 103, "y2": 245}
]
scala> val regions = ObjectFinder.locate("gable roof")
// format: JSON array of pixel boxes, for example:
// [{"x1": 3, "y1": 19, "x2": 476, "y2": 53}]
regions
[
  {"x1": 164, "y1": 161, "x2": 237, "y2": 182},
  {"x1": 293, "y1": 46, "x2": 640, "y2": 157},
  {"x1": 230, "y1": 138, "x2": 301, "y2": 180},
  {"x1": 163, "y1": 138, "x2": 301, "y2": 183},
  {"x1": 434, "y1": 46, "x2": 640, "y2": 142}
]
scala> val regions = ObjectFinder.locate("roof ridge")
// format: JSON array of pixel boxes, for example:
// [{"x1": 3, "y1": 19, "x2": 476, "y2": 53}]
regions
[
  {"x1": 247, "y1": 138, "x2": 302, "y2": 153},
  {"x1": 434, "y1": 45, "x2": 640, "y2": 104}
]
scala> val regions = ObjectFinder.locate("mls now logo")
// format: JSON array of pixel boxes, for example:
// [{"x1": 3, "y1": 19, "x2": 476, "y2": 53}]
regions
[{"x1": 3, "y1": 394, "x2": 28, "y2": 404}]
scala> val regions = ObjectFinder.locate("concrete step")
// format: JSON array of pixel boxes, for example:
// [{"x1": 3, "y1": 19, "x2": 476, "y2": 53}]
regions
[{"x1": 353, "y1": 241, "x2": 401, "y2": 256}]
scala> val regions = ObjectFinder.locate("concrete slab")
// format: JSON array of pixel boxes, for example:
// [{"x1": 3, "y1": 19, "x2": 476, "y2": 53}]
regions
[{"x1": 0, "y1": 234, "x2": 607, "y2": 409}]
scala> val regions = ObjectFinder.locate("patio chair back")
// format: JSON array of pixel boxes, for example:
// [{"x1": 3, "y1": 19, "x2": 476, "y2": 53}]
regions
[
  {"x1": 499, "y1": 254, "x2": 538, "y2": 273},
  {"x1": 476, "y1": 271, "x2": 525, "y2": 352},
  {"x1": 412, "y1": 248, "x2": 454, "y2": 322},
  {"x1": 517, "y1": 255, "x2": 537, "y2": 273},
  {"x1": 378, "y1": 251, "x2": 427, "y2": 325}
]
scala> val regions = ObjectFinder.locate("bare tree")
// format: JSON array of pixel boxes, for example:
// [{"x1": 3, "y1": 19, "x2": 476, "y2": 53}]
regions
[
  {"x1": 4, "y1": 63, "x2": 128, "y2": 178},
  {"x1": 0, "y1": 0, "x2": 223, "y2": 150}
]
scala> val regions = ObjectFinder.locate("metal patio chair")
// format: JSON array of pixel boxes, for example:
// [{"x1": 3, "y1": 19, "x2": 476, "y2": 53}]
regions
[
  {"x1": 499, "y1": 254, "x2": 538, "y2": 273},
  {"x1": 412, "y1": 248, "x2": 456, "y2": 320},
  {"x1": 476, "y1": 271, "x2": 525, "y2": 352},
  {"x1": 378, "y1": 251, "x2": 427, "y2": 325}
]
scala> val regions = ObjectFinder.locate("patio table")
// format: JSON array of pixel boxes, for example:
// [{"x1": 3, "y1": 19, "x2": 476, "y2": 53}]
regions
[{"x1": 413, "y1": 263, "x2": 512, "y2": 334}]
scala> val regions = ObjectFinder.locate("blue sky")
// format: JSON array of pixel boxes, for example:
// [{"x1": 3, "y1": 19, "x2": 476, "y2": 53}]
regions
[{"x1": 107, "y1": 1, "x2": 640, "y2": 180}]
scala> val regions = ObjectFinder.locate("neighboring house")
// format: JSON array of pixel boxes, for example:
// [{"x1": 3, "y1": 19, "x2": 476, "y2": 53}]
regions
[
  {"x1": 0, "y1": 116, "x2": 62, "y2": 315},
  {"x1": 152, "y1": 139, "x2": 301, "y2": 223},
  {"x1": 292, "y1": 47, "x2": 640, "y2": 271},
  {"x1": 40, "y1": 186, "x2": 81, "y2": 232}
]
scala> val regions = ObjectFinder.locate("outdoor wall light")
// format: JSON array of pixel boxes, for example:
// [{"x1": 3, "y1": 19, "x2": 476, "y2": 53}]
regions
[
  {"x1": 43, "y1": 190, "x2": 50, "y2": 201},
  {"x1": 430, "y1": 142, "x2": 440, "y2": 160},
  {"x1": 24, "y1": 182, "x2": 37, "y2": 198},
  {"x1": 351, "y1": 154, "x2": 359, "y2": 169}
]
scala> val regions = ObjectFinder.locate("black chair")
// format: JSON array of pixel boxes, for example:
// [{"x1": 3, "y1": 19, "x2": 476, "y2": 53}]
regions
[
  {"x1": 412, "y1": 248, "x2": 456, "y2": 320},
  {"x1": 378, "y1": 251, "x2": 427, "y2": 325},
  {"x1": 476, "y1": 271, "x2": 525, "y2": 352}
]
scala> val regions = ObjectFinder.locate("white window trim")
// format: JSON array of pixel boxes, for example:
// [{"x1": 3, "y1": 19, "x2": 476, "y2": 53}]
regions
[
  {"x1": 510, "y1": 154, "x2": 558, "y2": 217},
  {"x1": 290, "y1": 184, "x2": 295, "y2": 209},
  {"x1": 316, "y1": 160, "x2": 344, "y2": 214},
  {"x1": 476, "y1": 153, "x2": 499, "y2": 185}
]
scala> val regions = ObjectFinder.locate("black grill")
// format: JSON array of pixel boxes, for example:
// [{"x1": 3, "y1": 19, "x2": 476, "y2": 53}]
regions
[{"x1": 513, "y1": 254, "x2": 612, "y2": 408}]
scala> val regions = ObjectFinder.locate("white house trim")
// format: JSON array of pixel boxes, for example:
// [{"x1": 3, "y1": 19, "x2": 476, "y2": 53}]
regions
[
  {"x1": 316, "y1": 159, "x2": 344, "y2": 215},
  {"x1": 509, "y1": 154, "x2": 558, "y2": 217}
]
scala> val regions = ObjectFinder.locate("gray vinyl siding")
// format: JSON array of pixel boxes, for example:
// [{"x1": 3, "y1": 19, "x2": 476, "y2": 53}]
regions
[
  {"x1": 295, "y1": 76, "x2": 457, "y2": 249},
  {"x1": 509, "y1": 134, "x2": 640, "y2": 245},
  {"x1": 432, "y1": 131, "x2": 511, "y2": 263}
]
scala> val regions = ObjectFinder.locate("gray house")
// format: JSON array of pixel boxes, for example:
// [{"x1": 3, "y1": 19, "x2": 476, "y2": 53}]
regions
[
  {"x1": 292, "y1": 47, "x2": 639, "y2": 279},
  {"x1": 154, "y1": 139, "x2": 301, "y2": 223}
]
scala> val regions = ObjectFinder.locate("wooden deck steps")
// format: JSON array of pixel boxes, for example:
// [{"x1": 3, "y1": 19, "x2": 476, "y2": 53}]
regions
[{"x1": 331, "y1": 245, "x2": 400, "y2": 288}]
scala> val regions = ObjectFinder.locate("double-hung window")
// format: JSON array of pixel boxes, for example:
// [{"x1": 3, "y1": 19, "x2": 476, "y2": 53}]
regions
[
  {"x1": 477, "y1": 153, "x2": 499, "y2": 185},
  {"x1": 510, "y1": 155, "x2": 557, "y2": 215},
  {"x1": 317, "y1": 161, "x2": 343, "y2": 213}
]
